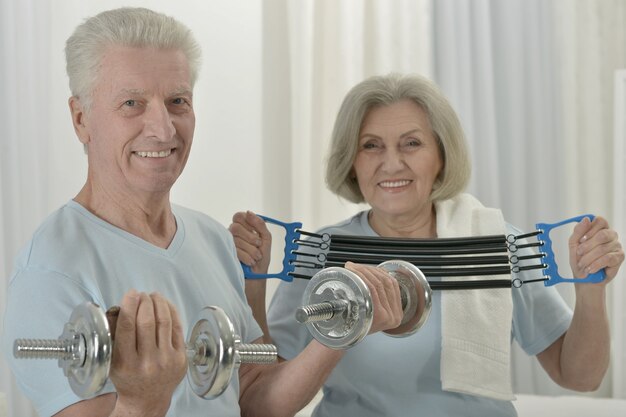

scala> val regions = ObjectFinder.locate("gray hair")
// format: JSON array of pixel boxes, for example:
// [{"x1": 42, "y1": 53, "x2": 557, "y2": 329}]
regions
[
  {"x1": 65, "y1": 7, "x2": 202, "y2": 109},
  {"x1": 326, "y1": 73, "x2": 471, "y2": 204}
]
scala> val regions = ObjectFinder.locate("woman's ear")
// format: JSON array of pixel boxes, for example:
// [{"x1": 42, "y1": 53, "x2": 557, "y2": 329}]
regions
[{"x1": 68, "y1": 96, "x2": 90, "y2": 145}]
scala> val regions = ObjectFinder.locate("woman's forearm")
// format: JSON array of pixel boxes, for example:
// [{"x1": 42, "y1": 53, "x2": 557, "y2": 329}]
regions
[
  {"x1": 239, "y1": 341, "x2": 343, "y2": 417},
  {"x1": 558, "y1": 285, "x2": 610, "y2": 390}
]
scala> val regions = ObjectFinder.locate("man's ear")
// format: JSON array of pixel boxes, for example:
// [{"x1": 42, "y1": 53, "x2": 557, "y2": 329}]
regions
[{"x1": 69, "y1": 96, "x2": 90, "y2": 145}]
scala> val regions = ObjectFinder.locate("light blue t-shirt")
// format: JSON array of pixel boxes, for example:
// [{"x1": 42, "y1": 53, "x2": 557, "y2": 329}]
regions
[
  {"x1": 267, "y1": 210, "x2": 573, "y2": 417},
  {"x1": 1, "y1": 201, "x2": 262, "y2": 417}
]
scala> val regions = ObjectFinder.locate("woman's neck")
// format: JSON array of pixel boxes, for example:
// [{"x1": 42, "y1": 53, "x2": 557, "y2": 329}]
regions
[{"x1": 368, "y1": 205, "x2": 437, "y2": 239}]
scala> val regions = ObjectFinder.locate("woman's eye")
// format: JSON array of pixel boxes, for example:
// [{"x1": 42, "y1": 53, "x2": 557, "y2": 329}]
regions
[
  {"x1": 405, "y1": 138, "x2": 422, "y2": 147},
  {"x1": 362, "y1": 142, "x2": 380, "y2": 150}
]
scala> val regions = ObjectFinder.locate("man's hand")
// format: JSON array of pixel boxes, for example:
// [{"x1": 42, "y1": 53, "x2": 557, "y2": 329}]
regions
[{"x1": 110, "y1": 290, "x2": 187, "y2": 415}]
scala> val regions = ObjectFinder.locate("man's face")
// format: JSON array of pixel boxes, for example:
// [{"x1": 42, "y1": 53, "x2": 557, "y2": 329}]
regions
[{"x1": 75, "y1": 46, "x2": 195, "y2": 199}]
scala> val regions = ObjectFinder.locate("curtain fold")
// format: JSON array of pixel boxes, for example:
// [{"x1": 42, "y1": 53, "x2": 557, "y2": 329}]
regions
[
  {"x1": 613, "y1": 69, "x2": 626, "y2": 399},
  {"x1": 549, "y1": 0, "x2": 625, "y2": 397},
  {"x1": 433, "y1": 0, "x2": 502, "y2": 208},
  {"x1": 1, "y1": 0, "x2": 51, "y2": 415}
]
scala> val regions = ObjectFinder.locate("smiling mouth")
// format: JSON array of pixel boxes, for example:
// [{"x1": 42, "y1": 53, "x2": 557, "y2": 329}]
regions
[
  {"x1": 379, "y1": 180, "x2": 412, "y2": 188},
  {"x1": 134, "y1": 149, "x2": 173, "y2": 158}
]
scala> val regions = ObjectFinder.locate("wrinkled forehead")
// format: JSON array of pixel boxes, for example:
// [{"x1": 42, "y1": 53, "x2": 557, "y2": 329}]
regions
[
  {"x1": 93, "y1": 46, "x2": 193, "y2": 96},
  {"x1": 360, "y1": 99, "x2": 431, "y2": 131}
]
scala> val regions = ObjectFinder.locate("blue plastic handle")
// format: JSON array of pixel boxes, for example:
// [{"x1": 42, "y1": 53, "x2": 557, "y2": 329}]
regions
[
  {"x1": 241, "y1": 215, "x2": 302, "y2": 282},
  {"x1": 536, "y1": 214, "x2": 606, "y2": 286}
]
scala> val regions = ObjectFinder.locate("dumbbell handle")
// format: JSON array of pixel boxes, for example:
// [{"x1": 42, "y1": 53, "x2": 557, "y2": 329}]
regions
[
  {"x1": 187, "y1": 339, "x2": 276, "y2": 366},
  {"x1": 14, "y1": 338, "x2": 76, "y2": 360},
  {"x1": 295, "y1": 299, "x2": 350, "y2": 323}
]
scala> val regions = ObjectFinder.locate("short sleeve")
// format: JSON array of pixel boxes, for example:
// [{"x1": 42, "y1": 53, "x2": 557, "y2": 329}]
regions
[
  {"x1": 508, "y1": 224, "x2": 573, "y2": 356},
  {"x1": 2, "y1": 268, "x2": 116, "y2": 416},
  {"x1": 266, "y1": 279, "x2": 313, "y2": 360}
]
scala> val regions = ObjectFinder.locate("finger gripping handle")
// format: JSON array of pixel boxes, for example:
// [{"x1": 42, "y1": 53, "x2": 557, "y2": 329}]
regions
[
  {"x1": 536, "y1": 214, "x2": 606, "y2": 286},
  {"x1": 241, "y1": 215, "x2": 302, "y2": 282}
]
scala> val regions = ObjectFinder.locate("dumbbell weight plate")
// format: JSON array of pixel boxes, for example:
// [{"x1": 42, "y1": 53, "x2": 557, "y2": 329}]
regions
[
  {"x1": 187, "y1": 306, "x2": 237, "y2": 399},
  {"x1": 61, "y1": 302, "x2": 112, "y2": 398},
  {"x1": 302, "y1": 267, "x2": 373, "y2": 349},
  {"x1": 378, "y1": 260, "x2": 432, "y2": 337}
]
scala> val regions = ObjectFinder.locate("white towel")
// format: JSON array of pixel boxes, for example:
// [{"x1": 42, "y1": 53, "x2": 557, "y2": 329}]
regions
[{"x1": 436, "y1": 193, "x2": 514, "y2": 400}]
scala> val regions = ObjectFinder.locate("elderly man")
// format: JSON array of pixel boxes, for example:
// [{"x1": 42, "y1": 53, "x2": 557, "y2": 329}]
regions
[{"x1": 1, "y1": 7, "x2": 403, "y2": 417}]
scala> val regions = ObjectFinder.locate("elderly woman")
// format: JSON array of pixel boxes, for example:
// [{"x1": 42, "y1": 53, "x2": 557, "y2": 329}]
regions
[{"x1": 230, "y1": 73, "x2": 624, "y2": 417}]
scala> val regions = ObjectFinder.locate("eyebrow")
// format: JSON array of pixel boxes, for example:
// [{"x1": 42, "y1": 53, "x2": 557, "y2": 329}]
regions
[
  {"x1": 113, "y1": 87, "x2": 193, "y2": 101},
  {"x1": 359, "y1": 128, "x2": 424, "y2": 141},
  {"x1": 168, "y1": 87, "x2": 193, "y2": 97},
  {"x1": 114, "y1": 89, "x2": 147, "y2": 101}
]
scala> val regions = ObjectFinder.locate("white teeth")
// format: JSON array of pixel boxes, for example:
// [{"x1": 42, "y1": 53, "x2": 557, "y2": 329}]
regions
[
  {"x1": 136, "y1": 149, "x2": 172, "y2": 158},
  {"x1": 379, "y1": 180, "x2": 411, "y2": 188}
]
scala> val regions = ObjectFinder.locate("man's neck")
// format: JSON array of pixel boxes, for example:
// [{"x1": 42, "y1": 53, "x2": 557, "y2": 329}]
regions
[{"x1": 74, "y1": 184, "x2": 177, "y2": 249}]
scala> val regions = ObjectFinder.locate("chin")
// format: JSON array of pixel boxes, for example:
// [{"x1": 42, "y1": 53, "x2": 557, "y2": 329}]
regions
[
  {"x1": 374, "y1": 206, "x2": 413, "y2": 217},
  {"x1": 136, "y1": 179, "x2": 177, "y2": 194}
]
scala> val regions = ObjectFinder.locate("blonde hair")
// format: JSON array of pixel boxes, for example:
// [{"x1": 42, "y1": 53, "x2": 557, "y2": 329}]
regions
[{"x1": 326, "y1": 73, "x2": 471, "y2": 203}]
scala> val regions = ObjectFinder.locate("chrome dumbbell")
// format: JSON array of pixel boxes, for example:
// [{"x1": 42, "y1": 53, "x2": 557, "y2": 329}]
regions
[
  {"x1": 186, "y1": 305, "x2": 276, "y2": 398},
  {"x1": 14, "y1": 302, "x2": 277, "y2": 399},
  {"x1": 295, "y1": 260, "x2": 432, "y2": 349}
]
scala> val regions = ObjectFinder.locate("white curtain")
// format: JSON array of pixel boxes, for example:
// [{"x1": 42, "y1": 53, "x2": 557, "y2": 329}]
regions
[
  {"x1": 432, "y1": 0, "x2": 625, "y2": 397},
  {"x1": 1, "y1": 1, "x2": 52, "y2": 416},
  {"x1": 552, "y1": 1, "x2": 625, "y2": 398},
  {"x1": 613, "y1": 69, "x2": 626, "y2": 399}
]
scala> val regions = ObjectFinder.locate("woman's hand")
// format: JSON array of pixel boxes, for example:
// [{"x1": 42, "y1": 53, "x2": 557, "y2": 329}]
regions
[
  {"x1": 569, "y1": 216, "x2": 624, "y2": 285},
  {"x1": 344, "y1": 261, "x2": 404, "y2": 334},
  {"x1": 229, "y1": 211, "x2": 272, "y2": 275},
  {"x1": 230, "y1": 211, "x2": 273, "y2": 340}
]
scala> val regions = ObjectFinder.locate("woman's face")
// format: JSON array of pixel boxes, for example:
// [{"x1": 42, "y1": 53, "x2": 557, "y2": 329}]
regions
[{"x1": 352, "y1": 99, "x2": 443, "y2": 220}]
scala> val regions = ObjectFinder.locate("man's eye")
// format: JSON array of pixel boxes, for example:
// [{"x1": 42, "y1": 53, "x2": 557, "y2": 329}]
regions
[
  {"x1": 124, "y1": 100, "x2": 136, "y2": 107},
  {"x1": 172, "y1": 98, "x2": 185, "y2": 105}
]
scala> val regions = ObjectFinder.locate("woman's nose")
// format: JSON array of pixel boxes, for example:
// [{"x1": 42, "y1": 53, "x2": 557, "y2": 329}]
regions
[{"x1": 381, "y1": 148, "x2": 405, "y2": 172}]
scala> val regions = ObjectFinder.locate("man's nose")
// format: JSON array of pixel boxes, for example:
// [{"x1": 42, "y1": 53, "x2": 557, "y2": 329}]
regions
[{"x1": 144, "y1": 102, "x2": 175, "y2": 140}]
